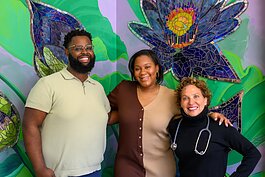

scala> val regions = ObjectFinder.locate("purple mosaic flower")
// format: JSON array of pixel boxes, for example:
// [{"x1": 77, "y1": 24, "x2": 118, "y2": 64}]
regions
[{"x1": 129, "y1": 0, "x2": 248, "y2": 82}]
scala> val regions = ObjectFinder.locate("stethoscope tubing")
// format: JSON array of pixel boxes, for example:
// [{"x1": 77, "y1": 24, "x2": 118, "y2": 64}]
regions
[{"x1": 170, "y1": 116, "x2": 212, "y2": 155}]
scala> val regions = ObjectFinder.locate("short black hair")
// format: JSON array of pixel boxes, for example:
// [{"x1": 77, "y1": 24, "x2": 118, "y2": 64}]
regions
[
  {"x1": 128, "y1": 49, "x2": 164, "y2": 84},
  {"x1": 63, "y1": 29, "x2": 92, "y2": 48}
]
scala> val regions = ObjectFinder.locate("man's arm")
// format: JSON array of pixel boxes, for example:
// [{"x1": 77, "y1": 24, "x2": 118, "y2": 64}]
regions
[
  {"x1": 22, "y1": 107, "x2": 55, "y2": 177},
  {"x1": 108, "y1": 110, "x2": 119, "y2": 125}
]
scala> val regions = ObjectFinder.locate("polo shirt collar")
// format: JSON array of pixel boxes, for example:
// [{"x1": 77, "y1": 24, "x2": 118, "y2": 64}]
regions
[{"x1": 60, "y1": 68, "x2": 95, "y2": 84}]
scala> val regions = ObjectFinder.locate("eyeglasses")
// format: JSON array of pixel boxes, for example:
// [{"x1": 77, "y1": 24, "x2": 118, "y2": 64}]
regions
[{"x1": 68, "y1": 44, "x2": 94, "y2": 53}]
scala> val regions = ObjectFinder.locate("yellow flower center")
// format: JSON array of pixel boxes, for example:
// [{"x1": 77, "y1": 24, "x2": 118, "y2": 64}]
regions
[
  {"x1": 166, "y1": 8, "x2": 195, "y2": 36},
  {"x1": 165, "y1": 8, "x2": 197, "y2": 48}
]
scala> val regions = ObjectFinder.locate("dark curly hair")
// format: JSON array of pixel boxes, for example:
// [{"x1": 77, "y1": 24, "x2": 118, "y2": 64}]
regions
[
  {"x1": 128, "y1": 49, "x2": 164, "y2": 84},
  {"x1": 63, "y1": 29, "x2": 92, "y2": 48},
  {"x1": 176, "y1": 77, "x2": 212, "y2": 106}
]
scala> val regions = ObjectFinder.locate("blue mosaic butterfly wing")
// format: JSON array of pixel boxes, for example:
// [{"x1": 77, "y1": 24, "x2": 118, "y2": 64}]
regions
[{"x1": 210, "y1": 91, "x2": 243, "y2": 132}]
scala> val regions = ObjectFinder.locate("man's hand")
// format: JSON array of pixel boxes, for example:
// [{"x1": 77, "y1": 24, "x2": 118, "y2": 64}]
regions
[
  {"x1": 35, "y1": 167, "x2": 55, "y2": 177},
  {"x1": 209, "y1": 112, "x2": 233, "y2": 127}
]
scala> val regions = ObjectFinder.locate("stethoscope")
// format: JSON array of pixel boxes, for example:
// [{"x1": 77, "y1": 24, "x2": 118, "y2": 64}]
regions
[{"x1": 170, "y1": 116, "x2": 212, "y2": 155}]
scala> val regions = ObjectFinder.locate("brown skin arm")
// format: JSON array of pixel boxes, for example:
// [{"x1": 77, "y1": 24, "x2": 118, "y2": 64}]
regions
[
  {"x1": 208, "y1": 112, "x2": 233, "y2": 127},
  {"x1": 108, "y1": 110, "x2": 119, "y2": 125},
  {"x1": 22, "y1": 108, "x2": 55, "y2": 177}
]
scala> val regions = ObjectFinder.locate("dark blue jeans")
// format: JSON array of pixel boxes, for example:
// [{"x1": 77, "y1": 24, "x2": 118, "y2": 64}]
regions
[{"x1": 70, "y1": 170, "x2": 101, "y2": 177}]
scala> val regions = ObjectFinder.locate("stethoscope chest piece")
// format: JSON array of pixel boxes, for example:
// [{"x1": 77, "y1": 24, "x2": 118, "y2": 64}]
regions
[{"x1": 170, "y1": 143, "x2": 177, "y2": 150}]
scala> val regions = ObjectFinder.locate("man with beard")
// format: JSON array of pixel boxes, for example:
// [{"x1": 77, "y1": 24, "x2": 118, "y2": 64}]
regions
[{"x1": 23, "y1": 29, "x2": 110, "y2": 177}]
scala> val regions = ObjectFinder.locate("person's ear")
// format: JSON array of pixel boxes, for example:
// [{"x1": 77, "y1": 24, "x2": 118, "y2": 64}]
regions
[
  {"x1": 155, "y1": 65, "x2": 159, "y2": 73},
  {"x1": 65, "y1": 48, "x2": 69, "y2": 56},
  {"x1": 204, "y1": 97, "x2": 208, "y2": 106}
]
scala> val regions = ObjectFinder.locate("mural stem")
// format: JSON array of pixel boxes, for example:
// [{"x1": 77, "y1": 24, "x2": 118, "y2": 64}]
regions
[
  {"x1": 13, "y1": 144, "x2": 35, "y2": 176},
  {"x1": 0, "y1": 74, "x2": 26, "y2": 104}
]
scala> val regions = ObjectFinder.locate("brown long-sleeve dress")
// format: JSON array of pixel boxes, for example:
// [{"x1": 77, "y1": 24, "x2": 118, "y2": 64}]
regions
[{"x1": 108, "y1": 80, "x2": 180, "y2": 177}]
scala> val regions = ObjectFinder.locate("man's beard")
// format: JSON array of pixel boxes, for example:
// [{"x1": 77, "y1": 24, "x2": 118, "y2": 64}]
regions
[{"x1": 68, "y1": 53, "x2": 95, "y2": 74}]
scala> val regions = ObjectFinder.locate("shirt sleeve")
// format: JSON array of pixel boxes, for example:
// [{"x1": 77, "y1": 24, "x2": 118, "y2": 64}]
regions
[
  {"x1": 25, "y1": 78, "x2": 53, "y2": 113},
  {"x1": 107, "y1": 80, "x2": 124, "y2": 111},
  {"x1": 226, "y1": 127, "x2": 261, "y2": 177},
  {"x1": 98, "y1": 82, "x2": 111, "y2": 113}
]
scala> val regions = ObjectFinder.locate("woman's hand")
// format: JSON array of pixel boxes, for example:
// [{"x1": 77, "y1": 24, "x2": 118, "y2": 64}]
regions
[{"x1": 208, "y1": 112, "x2": 233, "y2": 127}]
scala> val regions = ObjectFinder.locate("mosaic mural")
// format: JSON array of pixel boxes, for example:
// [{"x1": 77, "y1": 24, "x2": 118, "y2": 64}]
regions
[
  {"x1": 129, "y1": 0, "x2": 248, "y2": 82},
  {"x1": 0, "y1": 0, "x2": 264, "y2": 177}
]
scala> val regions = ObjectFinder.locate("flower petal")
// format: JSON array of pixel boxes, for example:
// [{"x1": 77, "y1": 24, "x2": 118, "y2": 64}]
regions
[
  {"x1": 156, "y1": 0, "x2": 176, "y2": 25},
  {"x1": 171, "y1": 52, "x2": 192, "y2": 80},
  {"x1": 27, "y1": 0, "x2": 84, "y2": 62},
  {"x1": 195, "y1": 19, "x2": 240, "y2": 45},
  {"x1": 128, "y1": 22, "x2": 175, "y2": 54},
  {"x1": 182, "y1": 44, "x2": 240, "y2": 82},
  {"x1": 152, "y1": 47, "x2": 174, "y2": 72},
  {"x1": 141, "y1": 0, "x2": 164, "y2": 34},
  {"x1": 198, "y1": 0, "x2": 223, "y2": 17},
  {"x1": 210, "y1": 91, "x2": 243, "y2": 132},
  {"x1": 196, "y1": 2, "x2": 224, "y2": 36},
  {"x1": 195, "y1": 1, "x2": 247, "y2": 44},
  {"x1": 209, "y1": 19, "x2": 240, "y2": 42},
  {"x1": 218, "y1": 1, "x2": 248, "y2": 20}
]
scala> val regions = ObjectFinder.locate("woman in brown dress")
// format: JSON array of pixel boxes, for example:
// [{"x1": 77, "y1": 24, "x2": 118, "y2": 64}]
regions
[{"x1": 107, "y1": 49, "x2": 229, "y2": 177}]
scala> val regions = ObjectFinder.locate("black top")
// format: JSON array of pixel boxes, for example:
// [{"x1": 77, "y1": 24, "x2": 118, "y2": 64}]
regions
[{"x1": 167, "y1": 108, "x2": 261, "y2": 177}]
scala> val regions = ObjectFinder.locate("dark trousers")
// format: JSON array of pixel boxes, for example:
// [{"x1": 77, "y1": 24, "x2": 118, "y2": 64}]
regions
[{"x1": 69, "y1": 170, "x2": 101, "y2": 177}]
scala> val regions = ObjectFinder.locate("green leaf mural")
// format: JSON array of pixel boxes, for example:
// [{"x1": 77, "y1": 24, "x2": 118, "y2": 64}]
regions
[
  {"x1": 0, "y1": 0, "x2": 34, "y2": 65},
  {"x1": 0, "y1": 95, "x2": 20, "y2": 151},
  {"x1": 35, "y1": 47, "x2": 67, "y2": 77}
]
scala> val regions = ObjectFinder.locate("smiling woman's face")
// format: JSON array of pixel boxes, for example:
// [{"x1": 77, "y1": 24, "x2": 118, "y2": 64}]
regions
[
  {"x1": 133, "y1": 55, "x2": 159, "y2": 88},
  {"x1": 180, "y1": 84, "x2": 208, "y2": 117}
]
